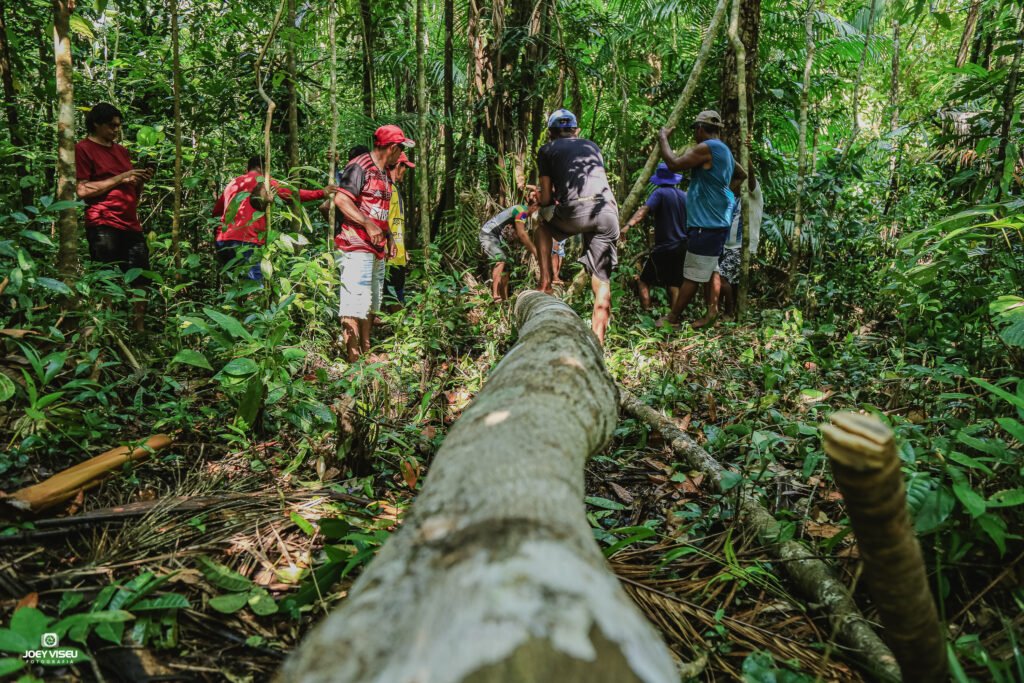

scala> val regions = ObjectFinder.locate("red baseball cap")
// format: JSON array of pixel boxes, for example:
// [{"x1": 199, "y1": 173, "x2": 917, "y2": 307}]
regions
[
  {"x1": 374, "y1": 125, "x2": 415, "y2": 148},
  {"x1": 397, "y1": 152, "x2": 415, "y2": 168}
]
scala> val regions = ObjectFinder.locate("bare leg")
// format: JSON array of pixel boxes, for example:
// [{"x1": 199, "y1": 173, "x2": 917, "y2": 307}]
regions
[
  {"x1": 663, "y1": 279, "x2": 699, "y2": 324},
  {"x1": 552, "y1": 246, "x2": 563, "y2": 284},
  {"x1": 500, "y1": 271, "x2": 510, "y2": 300},
  {"x1": 359, "y1": 317, "x2": 372, "y2": 354},
  {"x1": 535, "y1": 222, "x2": 554, "y2": 294},
  {"x1": 341, "y1": 316, "x2": 361, "y2": 362},
  {"x1": 591, "y1": 276, "x2": 612, "y2": 344},
  {"x1": 132, "y1": 300, "x2": 146, "y2": 333},
  {"x1": 491, "y1": 262, "x2": 505, "y2": 300},
  {"x1": 668, "y1": 286, "x2": 680, "y2": 309},
  {"x1": 693, "y1": 275, "x2": 721, "y2": 329},
  {"x1": 637, "y1": 278, "x2": 652, "y2": 310},
  {"x1": 720, "y1": 277, "x2": 736, "y2": 319}
]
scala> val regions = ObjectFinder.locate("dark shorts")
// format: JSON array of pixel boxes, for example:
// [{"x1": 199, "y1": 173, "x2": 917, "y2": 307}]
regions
[
  {"x1": 216, "y1": 240, "x2": 263, "y2": 281},
  {"x1": 686, "y1": 227, "x2": 729, "y2": 257},
  {"x1": 718, "y1": 247, "x2": 741, "y2": 285},
  {"x1": 385, "y1": 265, "x2": 406, "y2": 304},
  {"x1": 547, "y1": 205, "x2": 619, "y2": 282},
  {"x1": 640, "y1": 242, "x2": 687, "y2": 288},
  {"x1": 86, "y1": 225, "x2": 150, "y2": 285}
]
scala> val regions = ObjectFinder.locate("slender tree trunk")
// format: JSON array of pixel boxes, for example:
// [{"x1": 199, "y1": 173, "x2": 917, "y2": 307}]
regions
[
  {"x1": 280, "y1": 293, "x2": 679, "y2": 683},
  {"x1": 256, "y1": 0, "x2": 288, "y2": 231},
  {"x1": 442, "y1": 0, "x2": 454, "y2": 216},
  {"x1": 821, "y1": 413, "x2": 947, "y2": 682},
  {"x1": 787, "y1": 0, "x2": 814, "y2": 293},
  {"x1": 837, "y1": 0, "x2": 878, "y2": 168},
  {"x1": 328, "y1": 0, "x2": 338, "y2": 249},
  {"x1": 617, "y1": 0, "x2": 730, "y2": 222},
  {"x1": 995, "y1": 14, "x2": 1023, "y2": 202},
  {"x1": 170, "y1": 0, "x2": 183, "y2": 270},
  {"x1": 53, "y1": 0, "x2": 78, "y2": 280},
  {"x1": 415, "y1": 0, "x2": 430, "y2": 262},
  {"x1": 956, "y1": 0, "x2": 982, "y2": 68},
  {"x1": 0, "y1": 0, "x2": 32, "y2": 208},
  {"x1": 720, "y1": 0, "x2": 760, "y2": 154},
  {"x1": 359, "y1": 0, "x2": 375, "y2": 119},
  {"x1": 728, "y1": 0, "x2": 752, "y2": 318},
  {"x1": 882, "y1": 19, "x2": 900, "y2": 226},
  {"x1": 285, "y1": 0, "x2": 300, "y2": 175}
]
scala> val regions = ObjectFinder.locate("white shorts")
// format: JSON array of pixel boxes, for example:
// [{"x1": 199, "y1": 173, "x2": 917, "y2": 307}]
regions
[
  {"x1": 683, "y1": 251, "x2": 720, "y2": 283},
  {"x1": 336, "y1": 250, "x2": 385, "y2": 319}
]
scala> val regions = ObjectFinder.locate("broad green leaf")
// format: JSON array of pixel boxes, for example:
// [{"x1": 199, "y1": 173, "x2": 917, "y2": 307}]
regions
[
  {"x1": 995, "y1": 417, "x2": 1024, "y2": 443},
  {"x1": 999, "y1": 318, "x2": 1024, "y2": 348},
  {"x1": 952, "y1": 482, "x2": 986, "y2": 518},
  {"x1": 584, "y1": 496, "x2": 627, "y2": 511},
  {"x1": 131, "y1": 594, "x2": 191, "y2": 611},
  {"x1": 170, "y1": 349, "x2": 213, "y2": 372},
  {"x1": 10, "y1": 607, "x2": 52, "y2": 643},
  {"x1": 208, "y1": 592, "x2": 249, "y2": 614},
  {"x1": 0, "y1": 373, "x2": 15, "y2": 402},
  {"x1": 0, "y1": 658, "x2": 25, "y2": 676},
  {"x1": 969, "y1": 377, "x2": 1024, "y2": 411},
  {"x1": 0, "y1": 629, "x2": 32, "y2": 654},
  {"x1": 19, "y1": 230, "x2": 53, "y2": 247},
  {"x1": 236, "y1": 375, "x2": 265, "y2": 426},
  {"x1": 34, "y1": 278, "x2": 72, "y2": 295},
  {"x1": 290, "y1": 512, "x2": 315, "y2": 536},
  {"x1": 913, "y1": 486, "x2": 955, "y2": 533},
  {"x1": 987, "y1": 489, "x2": 1024, "y2": 508},
  {"x1": 221, "y1": 357, "x2": 258, "y2": 377},
  {"x1": 247, "y1": 589, "x2": 278, "y2": 616},
  {"x1": 196, "y1": 556, "x2": 252, "y2": 592},
  {"x1": 203, "y1": 307, "x2": 252, "y2": 341},
  {"x1": 69, "y1": 14, "x2": 95, "y2": 40}
]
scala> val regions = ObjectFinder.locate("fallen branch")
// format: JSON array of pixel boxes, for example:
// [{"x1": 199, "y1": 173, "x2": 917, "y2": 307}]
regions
[
  {"x1": 822, "y1": 413, "x2": 946, "y2": 682},
  {"x1": 280, "y1": 293, "x2": 679, "y2": 683},
  {"x1": 4, "y1": 434, "x2": 173, "y2": 514},
  {"x1": 619, "y1": 389, "x2": 902, "y2": 682}
]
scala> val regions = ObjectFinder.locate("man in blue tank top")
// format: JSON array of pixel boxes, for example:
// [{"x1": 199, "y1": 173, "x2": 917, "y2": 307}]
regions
[{"x1": 655, "y1": 110, "x2": 746, "y2": 328}]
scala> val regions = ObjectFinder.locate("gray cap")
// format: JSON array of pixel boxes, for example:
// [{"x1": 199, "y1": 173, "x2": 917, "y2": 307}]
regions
[{"x1": 694, "y1": 110, "x2": 723, "y2": 128}]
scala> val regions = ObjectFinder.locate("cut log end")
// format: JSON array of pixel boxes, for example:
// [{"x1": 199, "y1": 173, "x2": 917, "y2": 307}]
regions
[{"x1": 821, "y1": 411, "x2": 895, "y2": 471}]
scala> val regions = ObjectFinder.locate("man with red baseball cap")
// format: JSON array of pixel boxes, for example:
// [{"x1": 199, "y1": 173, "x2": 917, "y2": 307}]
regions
[{"x1": 331, "y1": 125, "x2": 415, "y2": 362}]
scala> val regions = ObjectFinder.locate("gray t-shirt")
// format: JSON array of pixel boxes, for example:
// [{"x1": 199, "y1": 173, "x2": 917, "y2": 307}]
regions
[{"x1": 537, "y1": 137, "x2": 616, "y2": 212}]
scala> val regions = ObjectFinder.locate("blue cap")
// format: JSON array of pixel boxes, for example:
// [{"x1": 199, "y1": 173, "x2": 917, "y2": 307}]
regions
[{"x1": 546, "y1": 109, "x2": 578, "y2": 129}]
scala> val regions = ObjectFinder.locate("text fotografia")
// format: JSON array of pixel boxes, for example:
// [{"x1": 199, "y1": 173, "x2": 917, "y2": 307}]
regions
[{"x1": 22, "y1": 633, "x2": 87, "y2": 666}]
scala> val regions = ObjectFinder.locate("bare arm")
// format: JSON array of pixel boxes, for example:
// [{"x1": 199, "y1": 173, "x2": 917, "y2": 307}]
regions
[
  {"x1": 539, "y1": 176, "x2": 554, "y2": 208},
  {"x1": 333, "y1": 191, "x2": 382, "y2": 242},
  {"x1": 77, "y1": 169, "x2": 150, "y2": 200},
  {"x1": 658, "y1": 128, "x2": 712, "y2": 172},
  {"x1": 621, "y1": 205, "x2": 649, "y2": 235},
  {"x1": 515, "y1": 220, "x2": 538, "y2": 260},
  {"x1": 730, "y1": 162, "x2": 749, "y2": 195}
]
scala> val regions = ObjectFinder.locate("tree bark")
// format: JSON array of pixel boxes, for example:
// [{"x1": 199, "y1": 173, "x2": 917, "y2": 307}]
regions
[
  {"x1": 442, "y1": 0, "x2": 454, "y2": 217},
  {"x1": 170, "y1": 0, "x2": 183, "y2": 270},
  {"x1": 720, "y1": 0, "x2": 760, "y2": 155},
  {"x1": 956, "y1": 0, "x2": 982, "y2": 69},
  {"x1": 415, "y1": 0, "x2": 430, "y2": 261},
  {"x1": 728, "y1": 0, "x2": 752, "y2": 318},
  {"x1": 822, "y1": 413, "x2": 947, "y2": 682},
  {"x1": 619, "y1": 390, "x2": 903, "y2": 683},
  {"x1": 255, "y1": 0, "x2": 288, "y2": 230},
  {"x1": 327, "y1": 0, "x2": 338, "y2": 249},
  {"x1": 53, "y1": 0, "x2": 78, "y2": 280},
  {"x1": 617, "y1": 0, "x2": 729, "y2": 223},
  {"x1": 995, "y1": 14, "x2": 1023, "y2": 202},
  {"x1": 882, "y1": 18, "x2": 900, "y2": 227},
  {"x1": 787, "y1": 0, "x2": 814, "y2": 293},
  {"x1": 359, "y1": 0, "x2": 375, "y2": 119},
  {"x1": 285, "y1": 0, "x2": 300, "y2": 175},
  {"x1": 0, "y1": 0, "x2": 32, "y2": 208},
  {"x1": 279, "y1": 293, "x2": 678, "y2": 683}
]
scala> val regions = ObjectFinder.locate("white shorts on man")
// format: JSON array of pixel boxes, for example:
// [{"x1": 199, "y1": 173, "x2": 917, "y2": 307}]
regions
[{"x1": 336, "y1": 251, "x2": 385, "y2": 319}]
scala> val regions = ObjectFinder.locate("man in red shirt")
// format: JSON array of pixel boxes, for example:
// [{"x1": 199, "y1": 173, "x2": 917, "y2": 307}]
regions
[
  {"x1": 332, "y1": 125, "x2": 414, "y2": 361},
  {"x1": 76, "y1": 103, "x2": 153, "y2": 332},
  {"x1": 213, "y1": 156, "x2": 334, "y2": 281}
]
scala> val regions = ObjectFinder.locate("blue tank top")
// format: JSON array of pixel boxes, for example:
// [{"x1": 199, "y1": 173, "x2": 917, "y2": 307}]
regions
[{"x1": 686, "y1": 138, "x2": 735, "y2": 229}]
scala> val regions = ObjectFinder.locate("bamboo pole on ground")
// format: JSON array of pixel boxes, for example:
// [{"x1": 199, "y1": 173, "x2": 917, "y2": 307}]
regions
[
  {"x1": 279, "y1": 293, "x2": 679, "y2": 683},
  {"x1": 821, "y1": 412, "x2": 947, "y2": 682},
  {"x1": 5, "y1": 435, "x2": 173, "y2": 513},
  {"x1": 619, "y1": 390, "x2": 902, "y2": 682}
]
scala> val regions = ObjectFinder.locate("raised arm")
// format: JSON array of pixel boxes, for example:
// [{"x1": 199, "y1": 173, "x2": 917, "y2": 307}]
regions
[{"x1": 658, "y1": 127, "x2": 712, "y2": 172}]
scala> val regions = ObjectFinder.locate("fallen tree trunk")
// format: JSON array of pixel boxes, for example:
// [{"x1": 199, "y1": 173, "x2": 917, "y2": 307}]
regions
[
  {"x1": 619, "y1": 390, "x2": 902, "y2": 683},
  {"x1": 279, "y1": 292, "x2": 678, "y2": 683},
  {"x1": 5, "y1": 434, "x2": 173, "y2": 514},
  {"x1": 822, "y1": 412, "x2": 946, "y2": 682}
]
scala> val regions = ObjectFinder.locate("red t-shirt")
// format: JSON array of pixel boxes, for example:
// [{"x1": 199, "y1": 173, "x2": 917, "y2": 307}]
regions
[
  {"x1": 75, "y1": 138, "x2": 142, "y2": 233},
  {"x1": 334, "y1": 153, "x2": 391, "y2": 258},
  {"x1": 213, "y1": 171, "x2": 325, "y2": 244}
]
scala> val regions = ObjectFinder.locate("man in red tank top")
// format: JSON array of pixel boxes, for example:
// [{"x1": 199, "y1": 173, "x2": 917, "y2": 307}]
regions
[{"x1": 76, "y1": 103, "x2": 153, "y2": 332}]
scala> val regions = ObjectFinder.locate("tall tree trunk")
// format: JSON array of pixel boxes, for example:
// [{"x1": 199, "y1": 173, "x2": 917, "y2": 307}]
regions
[
  {"x1": 328, "y1": 0, "x2": 338, "y2": 250},
  {"x1": 787, "y1": 0, "x2": 814, "y2": 293},
  {"x1": 0, "y1": 0, "x2": 32, "y2": 209},
  {"x1": 882, "y1": 18, "x2": 900, "y2": 225},
  {"x1": 442, "y1": 0, "x2": 454, "y2": 217},
  {"x1": 170, "y1": 0, "x2": 183, "y2": 270},
  {"x1": 415, "y1": 0, "x2": 430, "y2": 262},
  {"x1": 720, "y1": 0, "x2": 760, "y2": 154},
  {"x1": 956, "y1": 0, "x2": 982, "y2": 69},
  {"x1": 359, "y1": 0, "x2": 375, "y2": 119},
  {"x1": 837, "y1": 0, "x2": 878, "y2": 168},
  {"x1": 53, "y1": 0, "x2": 77, "y2": 280},
  {"x1": 728, "y1": 0, "x2": 752, "y2": 318},
  {"x1": 256, "y1": 0, "x2": 288, "y2": 233},
  {"x1": 279, "y1": 293, "x2": 679, "y2": 683},
  {"x1": 285, "y1": 0, "x2": 300, "y2": 175},
  {"x1": 995, "y1": 14, "x2": 1023, "y2": 202},
  {"x1": 618, "y1": 0, "x2": 729, "y2": 222}
]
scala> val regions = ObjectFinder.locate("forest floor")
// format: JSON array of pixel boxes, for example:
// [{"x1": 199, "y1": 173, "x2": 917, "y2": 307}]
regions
[{"x1": 0, "y1": 255, "x2": 1019, "y2": 683}]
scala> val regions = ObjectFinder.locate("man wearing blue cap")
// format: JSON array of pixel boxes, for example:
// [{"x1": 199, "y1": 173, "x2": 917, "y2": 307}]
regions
[
  {"x1": 536, "y1": 108, "x2": 619, "y2": 343},
  {"x1": 656, "y1": 110, "x2": 746, "y2": 328},
  {"x1": 620, "y1": 162, "x2": 688, "y2": 310}
]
